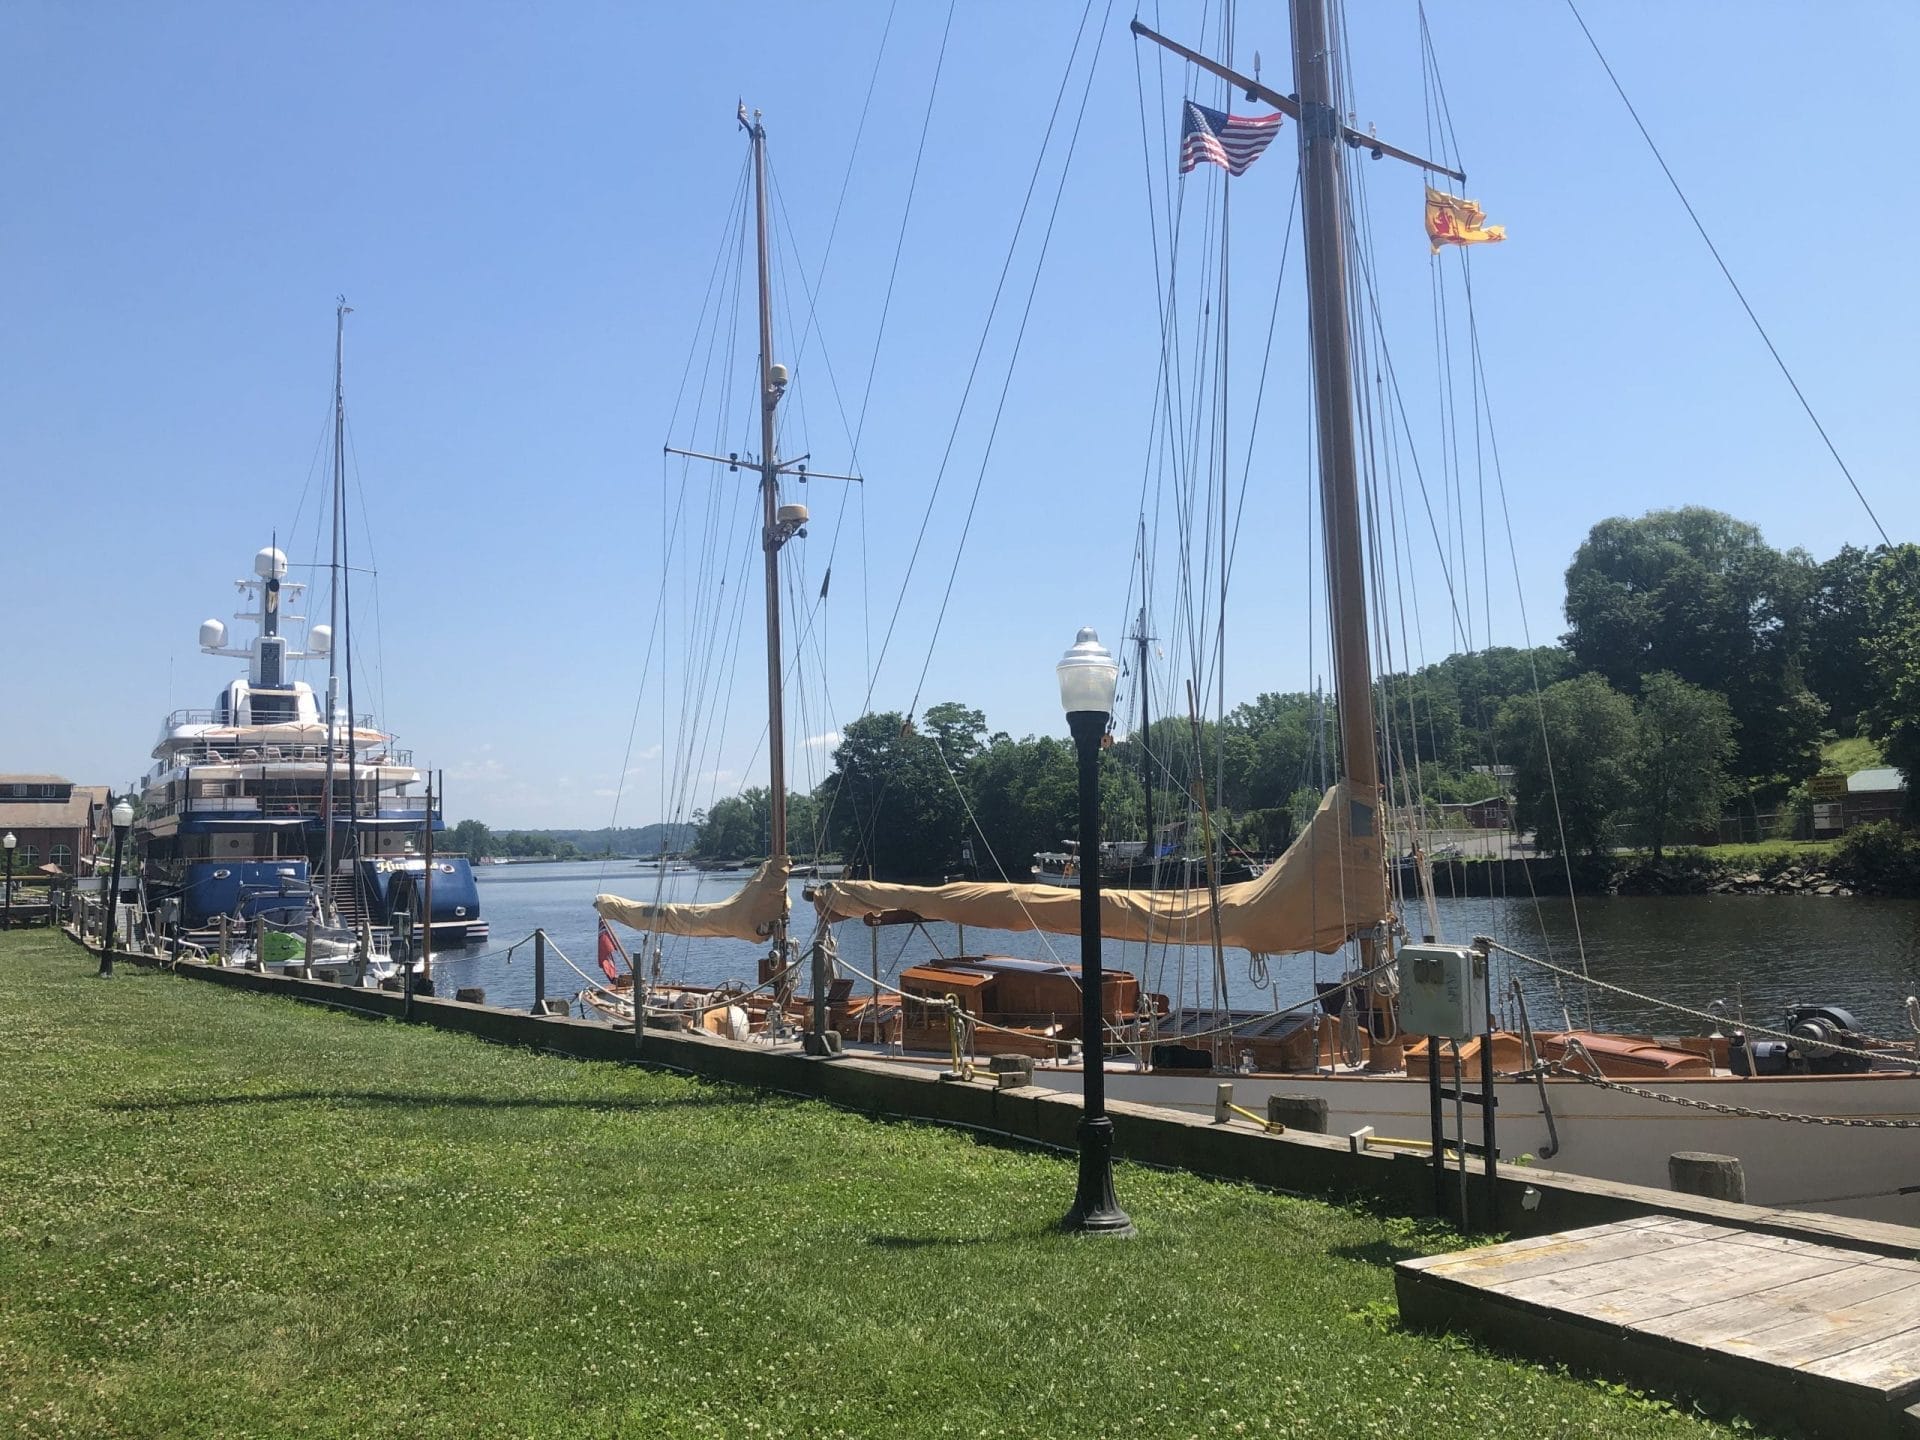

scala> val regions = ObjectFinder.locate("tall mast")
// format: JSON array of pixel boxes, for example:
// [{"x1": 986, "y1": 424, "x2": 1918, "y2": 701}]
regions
[
  {"x1": 1133, "y1": 605, "x2": 1152, "y2": 854},
  {"x1": 321, "y1": 301, "x2": 347, "y2": 899},
  {"x1": 747, "y1": 107, "x2": 789, "y2": 943},
  {"x1": 1289, "y1": 0, "x2": 1377, "y2": 811},
  {"x1": 1130, "y1": 4, "x2": 1466, "y2": 963}
]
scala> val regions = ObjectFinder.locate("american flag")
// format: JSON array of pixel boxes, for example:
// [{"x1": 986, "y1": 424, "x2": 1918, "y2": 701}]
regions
[{"x1": 1178, "y1": 100, "x2": 1282, "y2": 177}]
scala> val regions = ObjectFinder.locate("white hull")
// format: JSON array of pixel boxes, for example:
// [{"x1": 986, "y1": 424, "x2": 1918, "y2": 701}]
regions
[{"x1": 1016, "y1": 1067, "x2": 1920, "y2": 1225}]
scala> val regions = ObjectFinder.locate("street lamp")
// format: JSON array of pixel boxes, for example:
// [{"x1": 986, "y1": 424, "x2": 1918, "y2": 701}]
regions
[
  {"x1": 3, "y1": 832, "x2": 15, "y2": 931},
  {"x1": 99, "y1": 798, "x2": 134, "y2": 977},
  {"x1": 1056, "y1": 627, "x2": 1135, "y2": 1238}
]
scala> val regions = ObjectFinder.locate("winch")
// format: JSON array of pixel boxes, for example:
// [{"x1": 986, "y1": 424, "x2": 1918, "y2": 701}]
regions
[{"x1": 1783, "y1": 1004, "x2": 1873, "y2": 1074}]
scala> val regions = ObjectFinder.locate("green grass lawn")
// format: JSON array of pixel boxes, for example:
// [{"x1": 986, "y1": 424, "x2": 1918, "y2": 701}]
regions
[
  {"x1": 1693, "y1": 839, "x2": 1839, "y2": 865},
  {"x1": 0, "y1": 931, "x2": 1738, "y2": 1438}
]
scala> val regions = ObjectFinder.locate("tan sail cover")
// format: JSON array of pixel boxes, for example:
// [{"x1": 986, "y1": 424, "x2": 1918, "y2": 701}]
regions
[
  {"x1": 813, "y1": 782, "x2": 1386, "y2": 954},
  {"x1": 595, "y1": 857, "x2": 790, "y2": 941}
]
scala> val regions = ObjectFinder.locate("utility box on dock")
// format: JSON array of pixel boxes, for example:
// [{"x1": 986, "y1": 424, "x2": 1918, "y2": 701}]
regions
[{"x1": 1396, "y1": 944, "x2": 1487, "y2": 1039}]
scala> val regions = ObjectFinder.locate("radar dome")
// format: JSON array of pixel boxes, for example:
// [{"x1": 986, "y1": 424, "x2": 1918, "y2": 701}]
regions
[
  {"x1": 308, "y1": 624, "x2": 333, "y2": 655},
  {"x1": 199, "y1": 619, "x2": 228, "y2": 650},
  {"x1": 254, "y1": 547, "x2": 288, "y2": 579}
]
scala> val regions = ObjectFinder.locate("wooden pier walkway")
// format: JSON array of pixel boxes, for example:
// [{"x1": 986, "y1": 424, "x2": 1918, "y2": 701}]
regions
[{"x1": 1397, "y1": 1216, "x2": 1920, "y2": 1438}]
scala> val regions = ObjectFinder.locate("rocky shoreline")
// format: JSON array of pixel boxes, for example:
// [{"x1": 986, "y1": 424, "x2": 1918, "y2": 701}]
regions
[{"x1": 1612, "y1": 862, "x2": 1853, "y2": 898}]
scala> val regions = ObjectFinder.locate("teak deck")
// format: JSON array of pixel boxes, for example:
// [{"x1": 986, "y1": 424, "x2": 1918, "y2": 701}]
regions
[{"x1": 1396, "y1": 1217, "x2": 1920, "y2": 1438}]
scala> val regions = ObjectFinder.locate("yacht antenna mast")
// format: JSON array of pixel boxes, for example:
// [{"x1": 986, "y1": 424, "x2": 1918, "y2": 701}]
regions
[{"x1": 321, "y1": 299, "x2": 350, "y2": 912}]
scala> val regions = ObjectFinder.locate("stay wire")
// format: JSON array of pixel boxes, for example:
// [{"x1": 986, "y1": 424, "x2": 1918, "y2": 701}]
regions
[
  {"x1": 1563, "y1": 0, "x2": 1888, "y2": 546},
  {"x1": 906, "y1": 0, "x2": 1117, "y2": 717}
]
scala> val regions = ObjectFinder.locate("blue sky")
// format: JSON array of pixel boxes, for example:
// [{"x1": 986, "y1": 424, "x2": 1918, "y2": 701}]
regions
[{"x1": 4, "y1": 2, "x2": 1915, "y2": 830}]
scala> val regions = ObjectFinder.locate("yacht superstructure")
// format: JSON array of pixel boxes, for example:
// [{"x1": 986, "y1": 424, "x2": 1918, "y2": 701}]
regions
[{"x1": 137, "y1": 546, "x2": 484, "y2": 946}]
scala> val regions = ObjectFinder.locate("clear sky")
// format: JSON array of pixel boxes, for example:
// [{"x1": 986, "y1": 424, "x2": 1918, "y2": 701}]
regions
[{"x1": 4, "y1": 1, "x2": 1915, "y2": 830}]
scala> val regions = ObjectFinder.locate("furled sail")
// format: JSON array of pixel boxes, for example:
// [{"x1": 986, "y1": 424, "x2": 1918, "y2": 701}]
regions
[
  {"x1": 813, "y1": 783, "x2": 1385, "y2": 955},
  {"x1": 596, "y1": 857, "x2": 790, "y2": 942}
]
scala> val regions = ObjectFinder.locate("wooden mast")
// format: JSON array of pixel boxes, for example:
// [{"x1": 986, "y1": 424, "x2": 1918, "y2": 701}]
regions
[
  {"x1": 1131, "y1": 5, "x2": 1460, "y2": 1029},
  {"x1": 1288, "y1": 0, "x2": 1377, "y2": 815},
  {"x1": 747, "y1": 106, "x2": 789, "y2": 971}
]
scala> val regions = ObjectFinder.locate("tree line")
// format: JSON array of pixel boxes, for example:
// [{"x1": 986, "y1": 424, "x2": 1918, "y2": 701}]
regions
[
  {"x1": 442, "y1": 821, "x2": 695, "y2": 861},
  {"x1": 683, "y1": 507, "x2": 1918, "y2": 876}
]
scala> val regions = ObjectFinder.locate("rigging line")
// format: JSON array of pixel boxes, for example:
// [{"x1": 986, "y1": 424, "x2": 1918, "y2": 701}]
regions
[
  {"x1": 837, "y1": 0, "x2": 1099, "y2": 753},
  {"x1": 1563, "y1": 0, "x2": 1888, "y2": 547},
  {"x1": 785, "y1": 0, "x2": 900, "y2": 371},
  {"x1": 340, "y1": 418, "x2": 390, "y2": 735},
  {"x1": 930, "y1": 734, "x2": 1069, "y2": 976},
  {"x1": 666, "y1": 157, "x2": 755, "y2": 442},
  {"x1": 1350, "y1": 244, "x2": 1469, "y2": 644},
  {"x1": 1459, "y1": 250, "x2": 1594, "y2": 1005},
  {"x1": 1219, "y1": 171, "x2": 1301, "y2": 598},
  {"x1": 850, "y1": 0, "x2": 956, "y2": 452},
  {"x1": 763, "y1": 166, "x2": 870, "y2": 602},
  {"x1": 608, "y1": 174, "x2": 753, "y2": 838}
]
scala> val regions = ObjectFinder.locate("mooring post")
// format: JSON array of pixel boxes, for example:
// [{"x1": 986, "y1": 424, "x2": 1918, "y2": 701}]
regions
[
  {"x1": 531, "y1": 928, "x2": 547, "y2": 1015},
  {"x1": 218, "y1": 914, "x2": 231, "y2": 965},
  {"x1": 305, "y1": 914, "x2": 316, "y2": 968}
]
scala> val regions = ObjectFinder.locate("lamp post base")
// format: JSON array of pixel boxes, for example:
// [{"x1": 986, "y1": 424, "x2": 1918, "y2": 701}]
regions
[{"x1": 1061, "y1": 1115, "x2": 1135, "y2": 1238}]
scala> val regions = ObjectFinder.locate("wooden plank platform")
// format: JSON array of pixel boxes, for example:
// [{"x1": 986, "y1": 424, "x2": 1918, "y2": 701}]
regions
[{"x1": 1397, "y1": 1217, "x2": 1920, "y2": 1439}]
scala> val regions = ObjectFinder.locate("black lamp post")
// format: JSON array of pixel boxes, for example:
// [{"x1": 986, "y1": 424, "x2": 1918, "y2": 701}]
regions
[
  {"x1": 3, "y1": 832, "x2": 15, "y2": 931},
  {"x1": 98, "y1": 798, "x2": 133, "y2": 977},
  {"x1": 1057, "y1": 627, "x2": 1135, "y2": 1238}
]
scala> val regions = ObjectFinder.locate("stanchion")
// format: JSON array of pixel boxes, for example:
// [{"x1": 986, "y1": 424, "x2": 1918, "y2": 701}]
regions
[{"x1": 531, "y1": 928, "x2": 547, "y2": 1015}]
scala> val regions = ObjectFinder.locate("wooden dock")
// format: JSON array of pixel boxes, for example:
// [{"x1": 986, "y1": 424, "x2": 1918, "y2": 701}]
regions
[{"x1": 1397, "y1": 1216, "x2": 1920, "y2": 1438}]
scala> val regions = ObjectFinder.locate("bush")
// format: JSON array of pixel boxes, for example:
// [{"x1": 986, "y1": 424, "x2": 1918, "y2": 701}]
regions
[{"x1": 1830, "y1": 821, "x2": 1920, "y2": 895}]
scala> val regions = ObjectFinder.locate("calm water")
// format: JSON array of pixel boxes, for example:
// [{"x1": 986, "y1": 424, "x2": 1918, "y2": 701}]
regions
[{"x1": 438, "y1": 862, "x2": 1920, "y2": 1041}]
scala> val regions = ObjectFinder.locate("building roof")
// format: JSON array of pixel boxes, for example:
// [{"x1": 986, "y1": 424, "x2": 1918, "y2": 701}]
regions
[
  {"x1": 0, "y1": 773, "x2": 70, "y2": 786},
  {"x1": 0, "y1": 794, "x2": 98, "y2": 831},
  {"x1": 1847, "y1": 767, "x2": 1907, "y2": 794}
]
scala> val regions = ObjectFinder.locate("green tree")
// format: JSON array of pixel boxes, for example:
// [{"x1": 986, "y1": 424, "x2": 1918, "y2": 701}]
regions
[
  {"x1": 1222, "y1": 691, "x2": 1323, "y2": 812},
  {"x1": 819, "y1": 712, "x2": 967, "y2": 880},
  {"x1": 919, "y1": 702, "x2": 987, "y2": 772},
  {"x1": 1495, "y1": 673, "x2": 1636, "y2": 857},
  {"x1": 692, "y1": 792, "x2": 763, "y2": 861},
  {"x1": 1563, "y1": 508, "x2": 1821, "y2": 783},
  {"x1": 1863, "y1": 543, "x2": 1920, "y2": 803},
  {"x1": 447, "y1": 819, "x2": 492, "y2": 858},
  {"x1": 1805, "y1": 544, "x2": 1888, "y2": 736},
  {"x1": 963, "y1": 735, "x2": 1078, "y2": 877},
  {"x1": 1631, "y1": 672, "x2": 1735, "y2": 858},
  {"x1": 693, "y1": 788, "x2": 825, "y2": 861}
]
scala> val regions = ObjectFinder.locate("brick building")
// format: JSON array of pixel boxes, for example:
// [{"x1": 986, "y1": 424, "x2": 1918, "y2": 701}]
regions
[{"x1": 0, "y1": 775, "x2": 108, "y2": 875}]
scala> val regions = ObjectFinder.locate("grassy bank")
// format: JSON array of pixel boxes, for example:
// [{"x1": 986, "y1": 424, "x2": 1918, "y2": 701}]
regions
[{"x1": 0, "y1": 932, "x2": 1734, "y2": 1438}]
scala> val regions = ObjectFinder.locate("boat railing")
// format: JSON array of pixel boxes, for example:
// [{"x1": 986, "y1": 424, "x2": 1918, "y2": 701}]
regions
[
  {"x1": 143, "y1": 792, "x2": 435, "y2": 822},
  {"x1": 157, "y1": 740, "x2": 415, "y2": 769},
  {"x1": 163, "y1": 707, "x2": 379, "y2": 731}
]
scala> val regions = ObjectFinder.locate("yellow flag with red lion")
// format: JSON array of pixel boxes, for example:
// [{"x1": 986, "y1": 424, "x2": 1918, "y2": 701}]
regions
[{"x1": 1425, "y1": 186, "x2": 1506, "y2": 252}]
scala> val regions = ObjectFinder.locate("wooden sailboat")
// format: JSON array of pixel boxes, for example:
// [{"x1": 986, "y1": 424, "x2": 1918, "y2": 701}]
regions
[
  {"x1": 800, "y1": 4, "x2": 1920, "y2": 1224},
  {"x1": 597, "y1": 15, "x2": 1920, "y2": 1224}
]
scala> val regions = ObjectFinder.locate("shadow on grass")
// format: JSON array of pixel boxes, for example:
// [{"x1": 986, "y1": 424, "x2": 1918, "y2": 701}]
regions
[
  {"x1": 101, "y1": 1089, "x2": 763, "y2": 1115},
  {"x1": 1330, "y1": 1237, "x2": 1436, "y2": 1268},
  {"x1": 865, "y1": 1220, "x2": 1066, "y2": 1250}
]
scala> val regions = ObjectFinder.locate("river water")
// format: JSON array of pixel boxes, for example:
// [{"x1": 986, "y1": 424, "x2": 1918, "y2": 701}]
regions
[{"x1": 436, "y1": 862, "x2": 1920, "y2": 1043}]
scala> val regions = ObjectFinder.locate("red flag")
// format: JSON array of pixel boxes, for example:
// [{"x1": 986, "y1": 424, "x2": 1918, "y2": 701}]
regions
[{"x1": 597, "y1": 920, "x2": 626, "y2": 982}]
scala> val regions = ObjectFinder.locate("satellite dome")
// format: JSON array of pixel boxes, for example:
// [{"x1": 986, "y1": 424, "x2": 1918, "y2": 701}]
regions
[
  {"x1": 308, "y1": 624, "x2": 333, "y2": 655},
  {"x1": 199, "y1": 619, "x2": 228, "y2": 650},
  {"x1": 254, "y1": 547, "x2": 288, "y2": 579}
]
